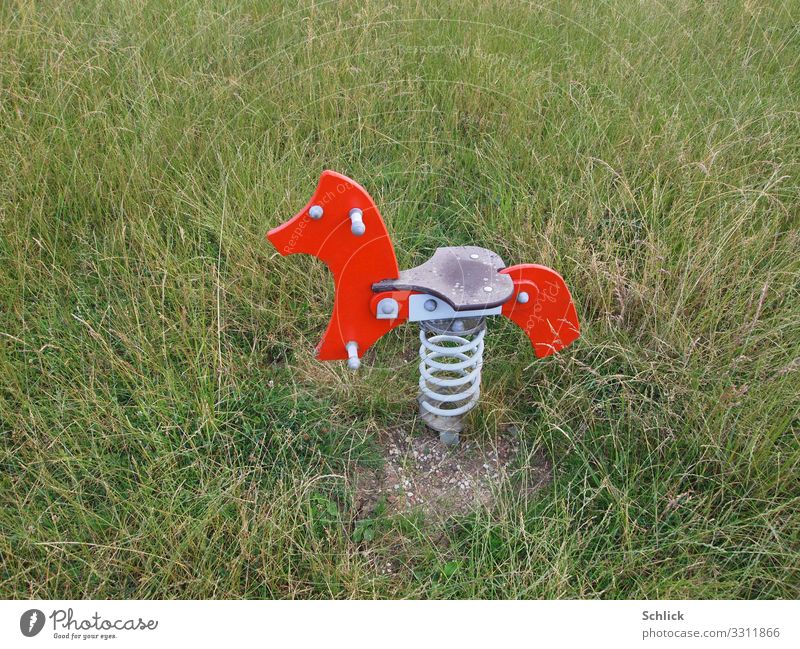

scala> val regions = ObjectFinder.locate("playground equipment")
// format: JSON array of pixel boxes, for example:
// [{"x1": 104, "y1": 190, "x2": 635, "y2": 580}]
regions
[{"x1": 267, "y1": 171, "x2": 580, "y2": 445}]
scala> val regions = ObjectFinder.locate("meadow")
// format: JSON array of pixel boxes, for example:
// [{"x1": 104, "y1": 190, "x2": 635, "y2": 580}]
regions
[{"x1": 1, "y1": 0, "x2": 798, "y2": 598}]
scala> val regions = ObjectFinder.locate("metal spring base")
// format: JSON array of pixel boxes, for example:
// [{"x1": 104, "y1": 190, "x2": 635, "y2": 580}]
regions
[{"x1": 418, "y1": 317, "x2": 486, "y2": 446}]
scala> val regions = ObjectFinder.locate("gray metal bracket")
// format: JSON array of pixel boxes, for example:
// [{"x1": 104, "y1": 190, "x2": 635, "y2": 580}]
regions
[{"x1": 407, "y1": 293, "x2": 501, "y2": 322}]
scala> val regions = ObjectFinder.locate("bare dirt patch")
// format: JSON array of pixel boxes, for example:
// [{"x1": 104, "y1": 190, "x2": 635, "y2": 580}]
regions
[{"x1": 354, "y1": 427, "x2": 551, "y2": 520}]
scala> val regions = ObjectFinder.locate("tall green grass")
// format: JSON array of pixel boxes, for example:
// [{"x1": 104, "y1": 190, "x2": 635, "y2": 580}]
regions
[{"x1": 1, "y1": 0, "x2": 798, "y2": 598}]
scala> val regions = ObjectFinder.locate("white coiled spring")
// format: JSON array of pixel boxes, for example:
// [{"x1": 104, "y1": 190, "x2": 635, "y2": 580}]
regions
[{"x1": 418, "y1": 320, "x2": 486, "y2": 419}]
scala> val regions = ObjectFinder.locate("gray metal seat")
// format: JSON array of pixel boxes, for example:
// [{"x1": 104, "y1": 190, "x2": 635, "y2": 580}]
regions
[{"x1": 373, "y1": 246, "x2": 514, "y2": 310}]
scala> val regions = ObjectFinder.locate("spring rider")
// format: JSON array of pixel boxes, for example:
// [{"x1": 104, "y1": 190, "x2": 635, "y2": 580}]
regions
[{"x1": 268, "y1": 171, "x2": 580, "y2": 445}]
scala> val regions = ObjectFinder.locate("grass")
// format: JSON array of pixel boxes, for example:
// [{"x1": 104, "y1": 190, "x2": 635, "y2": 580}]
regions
[{"x1": 0, "y1": 0, "x2": 798, "y2": 599}]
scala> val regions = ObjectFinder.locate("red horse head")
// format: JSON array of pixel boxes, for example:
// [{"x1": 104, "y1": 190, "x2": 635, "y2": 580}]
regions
[{"x1": 267, "y1": 171, "x2": 402, "y2": 360}]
